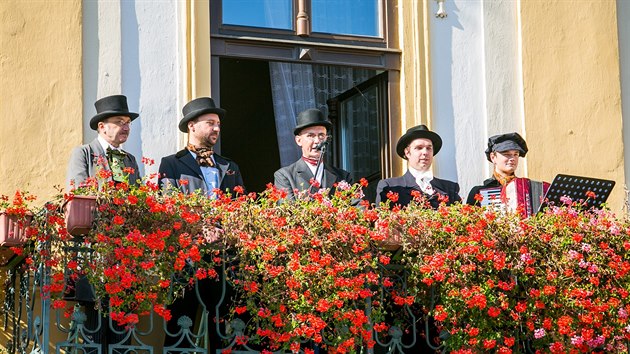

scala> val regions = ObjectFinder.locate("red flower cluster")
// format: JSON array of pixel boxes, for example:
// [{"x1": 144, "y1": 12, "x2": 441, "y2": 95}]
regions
[{"x1": 10, "y1": 172, "x2": 630, "y2": 353}]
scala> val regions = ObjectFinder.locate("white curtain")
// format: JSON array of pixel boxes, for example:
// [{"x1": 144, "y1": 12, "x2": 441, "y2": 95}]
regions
[
  {"x1": 269, "y1": 63, "x2": 374, "y2": 167},
  {"x1": 269, "y1": 62, "x2": 316, "y2": 166}
]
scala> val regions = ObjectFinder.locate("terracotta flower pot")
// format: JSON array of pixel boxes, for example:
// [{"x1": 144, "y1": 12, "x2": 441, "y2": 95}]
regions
[
  {"x1": 64, "y1": 195, "x2": 97, "y2": 236},
  {"x1": 0, "y1": 212, "x2": 32, "y2": 266},
  {"x1": 379, "y1": 228, "x2": 402, "y2": 251},
  {"x1": 0, "y1": 212, "x2": 32, "y2": 247}
]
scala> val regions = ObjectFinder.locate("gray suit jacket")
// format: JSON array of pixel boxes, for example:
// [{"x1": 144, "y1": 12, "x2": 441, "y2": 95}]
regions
[
  {"x1": 274, "y1": 159, "x2": 352, "y2": 199},
  {"x1": 66, "y1": 138, "x2": 141, "y2": 189},
  {"x1": 158, "y1": 149, "x2": 245, "y2": 195}
]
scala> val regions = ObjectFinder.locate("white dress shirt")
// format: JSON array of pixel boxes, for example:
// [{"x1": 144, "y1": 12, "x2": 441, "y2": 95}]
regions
[{"x1": 408, "y1": 167, "x2": 435, "y2": 195}]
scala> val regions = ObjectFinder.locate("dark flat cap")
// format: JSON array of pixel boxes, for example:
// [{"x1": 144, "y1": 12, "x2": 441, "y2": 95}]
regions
[{"x1": 485, "y1": 132, "x2": 528, "y2": 161}]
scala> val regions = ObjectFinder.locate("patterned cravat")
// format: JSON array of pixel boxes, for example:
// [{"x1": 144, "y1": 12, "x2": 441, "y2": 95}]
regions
[
  {"x1": 106, "y1": 147, "x2": 127, "y2": 182},
  {"x1": 187, "y1": 144, "x2": 215, "y2": 167}
]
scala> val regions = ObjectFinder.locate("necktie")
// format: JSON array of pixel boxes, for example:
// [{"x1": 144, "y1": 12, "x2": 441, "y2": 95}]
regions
[
  {"x1": 106, "y1": 148, "x2": 127, "y2": 182},
  {"x1": 187, "y1": 144, "x2": 215, "y2": 167}
]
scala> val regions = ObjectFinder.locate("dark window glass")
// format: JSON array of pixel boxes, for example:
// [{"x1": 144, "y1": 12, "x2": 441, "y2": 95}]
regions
[
  {"x1": 312, "y1": 0, "x2": 381, "y2": 37},
  {"x1": 222, "y1": 0, "x2": 293, "y2": 30}
]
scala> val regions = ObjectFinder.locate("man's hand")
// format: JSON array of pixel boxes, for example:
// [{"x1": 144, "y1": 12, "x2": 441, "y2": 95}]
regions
[{"x1": 202, "y1": 226, "x2": 223, "y2": 244}]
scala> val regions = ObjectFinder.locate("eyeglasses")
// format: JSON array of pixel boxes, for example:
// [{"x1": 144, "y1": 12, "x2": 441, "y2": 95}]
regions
[
  {"x1": 106, "y1": 119, "x2": 132, "y2": 127},
  {"x1": 303, "y1": 133, "x2": 327, "y2": 141}
]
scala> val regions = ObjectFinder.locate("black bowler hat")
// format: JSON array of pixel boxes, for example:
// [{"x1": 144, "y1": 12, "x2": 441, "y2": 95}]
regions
[
  {"x1": 89, "y1": 95, "x2": 139, "y2": 130},
  {"x1": 396, "y1": 124, "x2": 443, "y2": 158},
  {"x1": 179, "y1": 97, "x2": 226, "y2": 133},
  {"x1": 293, "y1": 109, "x2": 333, "y2": 135},
  {"x1": 485, "y1": 132, "x2": 528, "y2": 161}
]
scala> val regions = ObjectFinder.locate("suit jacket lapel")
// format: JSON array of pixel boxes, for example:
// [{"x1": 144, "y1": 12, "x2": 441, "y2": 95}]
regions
[
  {"x1": 89, "y1": 139, "x2": 106, "y2": 161},
  {"x1": 214, "y1": 155, "x2": 229, "y2": 186},
  {"x1": 88, "y1": 139, "x2": 113, "y2": 183},
  {"x1": 403, "y1": 171, "x2": 420, "y2": 190},
  {"x1": 296, "y1": 160, "x2": 315, "y2": 191},
  {"x1": 430, "y1": 178, "x2": 448, "y2": 195},
  {"x1": 322, "y1": 166, "x2": 337, "y2": 189},
  {"x1": 177, "y1": 150, "x2": 204, "y2": 179}
]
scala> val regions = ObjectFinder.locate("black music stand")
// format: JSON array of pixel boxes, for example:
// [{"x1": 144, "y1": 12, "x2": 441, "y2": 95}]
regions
[{"x1": 538, "y1": 174, "x2": 615, "y2": 212}]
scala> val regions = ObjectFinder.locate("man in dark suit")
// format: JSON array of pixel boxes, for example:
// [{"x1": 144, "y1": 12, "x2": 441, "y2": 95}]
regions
[
  {"x1": 66, "y1": 94, "x2": 140, "y2": 350},
  {"x1": 376, "y1": 124, "x2": 461, "y2": 209},
  {"x1": 158, "y1": 97, "x2": 244, "y2": 352},
  {"x1": 67, "y1": 94, "x2": 141, "y2": 189},
  {"x1": 158, "y1": 97, "x2": 244, "y2": 196},
  {"x1": 274, "y1": 108, "x2": 351, "y2": 198},
  {"x1": 376, "y1": 124, "x2": 460, "y2": 353}
]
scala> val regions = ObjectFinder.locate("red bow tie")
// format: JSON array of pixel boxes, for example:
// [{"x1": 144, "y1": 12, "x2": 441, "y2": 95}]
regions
[{"x1": 302, "y1": 157, "x2": 319, "y2": 166}]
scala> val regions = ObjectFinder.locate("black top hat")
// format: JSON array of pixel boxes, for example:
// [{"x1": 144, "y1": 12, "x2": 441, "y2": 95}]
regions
[
  {"x1": 485, "y1": 132, "x2": 528, "y2": 161},
  {"x1": 293, "y1": 109, "x2": 333, "y2": 135},
  {"x1": 179, "y1": 97, "x2": 226, "y2": 133},
  {"x1": 396, "y1": 124, "x2": 443, "y2": 158},
  {"x1": 89, "y1": 95, "x2": 139, "y2": 130}
]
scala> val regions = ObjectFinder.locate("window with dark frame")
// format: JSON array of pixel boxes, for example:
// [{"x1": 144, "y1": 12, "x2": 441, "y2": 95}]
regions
[{"x1": 210, "y1": 0, "x2": 400, "y2": 199}]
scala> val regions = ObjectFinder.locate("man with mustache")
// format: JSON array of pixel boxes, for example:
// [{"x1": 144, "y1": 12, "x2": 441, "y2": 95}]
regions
[
  {"x1": 158, "y1": 97, "x2": 244, "y2": 353},
  {"x1": 66, "y1": 94, "x2": 140, "y2": 349},
  {"x1": 67, "y1": 94, "x2": 141, "y2": 189}
]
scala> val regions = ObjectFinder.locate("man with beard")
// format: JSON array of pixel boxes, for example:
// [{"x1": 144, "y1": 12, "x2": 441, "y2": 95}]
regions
[
  {"x1": 158, "y1": 97, "x2": 244, "y2": 196},
  {"x1": 158, "y1": 97, "x2": 244, "y2": 352}
]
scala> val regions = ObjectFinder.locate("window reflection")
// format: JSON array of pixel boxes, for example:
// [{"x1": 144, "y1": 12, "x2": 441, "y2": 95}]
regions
[
  {"x1": 312, "y1": 0, "x2": 381, "y2": 37},
  {"x1": 222, "y1": 0, "x2": 293, "y2": 30}
]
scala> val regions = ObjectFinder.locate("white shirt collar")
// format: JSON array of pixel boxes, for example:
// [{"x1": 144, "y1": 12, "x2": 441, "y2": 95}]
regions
[
  {"x1": 408, "y1": 167, "x2": 433, "y2": 182},
  {"x1": 97, "y1": 135, "x2": 122, "y2": 152},
  {"x1": 408, "y1": 167, "x2": 435, "y2": 195}
]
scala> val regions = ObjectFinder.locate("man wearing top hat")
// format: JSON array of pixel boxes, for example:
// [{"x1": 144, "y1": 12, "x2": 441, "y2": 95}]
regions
[
  {"x1": 376, "y1": 124, "x2": 461, "y2": 209},
  {"x1": 274, "y1": 108, "x2": 352, "y2": 199},
  {"x1": 466, "y1": 132, "x2": 529, "y2": 205},
  {"x1": 158, "y1": 97, "x2": 244, "y2": 197},
  {"x1": 67, "y1": 94, "x2": 141, "y2": 189},
  {"x1": 158, "y1": 97, "x2": 244, "y2": 352},
  {"x1": 65, "y1": 94, "x2": 139, "y2": 348},
  {"x1": 375, "y1": 124, "x2": 460, "y2": 352}
]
